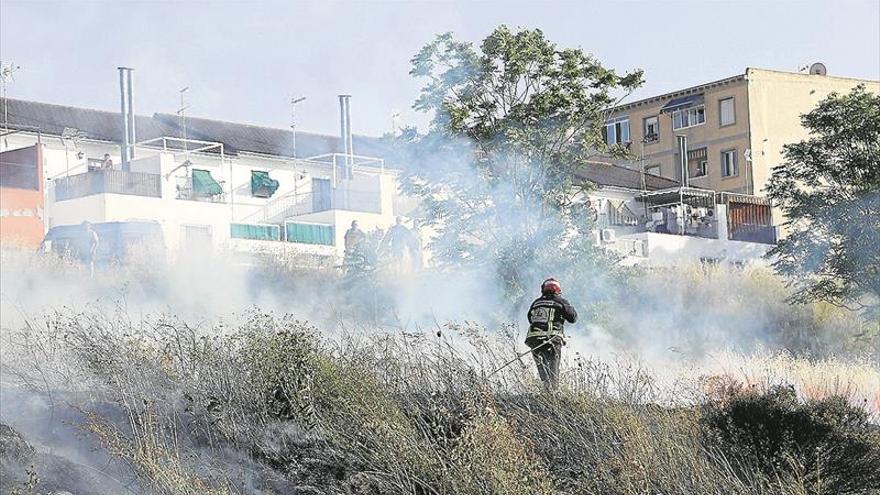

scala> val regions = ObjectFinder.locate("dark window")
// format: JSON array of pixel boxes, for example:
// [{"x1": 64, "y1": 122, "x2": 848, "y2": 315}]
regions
[{"x1": 643, "y1": 116, "x2": 660, "y2": 142}]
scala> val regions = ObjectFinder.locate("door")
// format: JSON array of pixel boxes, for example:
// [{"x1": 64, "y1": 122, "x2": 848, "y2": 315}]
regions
[
  {"x1": 181, "y1": 224, "x2": 213, "y2": 251},
  {"x1": 312, "y1": 178, "x2": 332, "y2": 212}
]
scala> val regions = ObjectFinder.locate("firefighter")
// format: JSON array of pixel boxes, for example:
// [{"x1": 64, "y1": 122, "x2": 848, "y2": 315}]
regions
[{"x1": 525, "y1": 278, "x2": 577, "y2": 388}]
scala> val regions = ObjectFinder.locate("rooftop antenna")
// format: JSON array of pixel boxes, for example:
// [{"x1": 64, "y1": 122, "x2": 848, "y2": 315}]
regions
[
  {"x1": 60, "y1": 127, "x2": 86, "y2": 176},
  {"x1": 290, "y1": 96, "x2": 306, "y2": 159},
  {"x1": 177, "y1": 86, "x2": 190, "y2": 157},
  {"x1": 1, "y1": 61, "x2": 21, "y2": 147}
]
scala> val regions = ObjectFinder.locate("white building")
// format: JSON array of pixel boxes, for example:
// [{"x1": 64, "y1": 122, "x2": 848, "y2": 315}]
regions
[
  {"x1": 574, "y1": 162, "x2": 776, "y2": 267},
  {"x1": 1, "y1": 98, "x2": 414, "y2": 263},
  {"x1": 1, "y1": 97, "x2": 775, "y2": 269}
]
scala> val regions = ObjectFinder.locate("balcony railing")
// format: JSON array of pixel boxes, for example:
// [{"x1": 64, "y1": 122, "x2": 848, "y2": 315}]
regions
[{"x1": 54, "y1": 170, "x2": 161, "y2": 201}]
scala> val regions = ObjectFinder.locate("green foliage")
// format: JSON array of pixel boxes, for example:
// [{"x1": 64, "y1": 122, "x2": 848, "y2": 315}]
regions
[
  {"x1": 401, "y1": 26, "x2": 644, "y2": 303},
  {"x1": 766, "y1": 85, "x2": 880, "y2": 317},
  {"x1": 701, "y1": 385, "x2": 880, "y2": 494}
]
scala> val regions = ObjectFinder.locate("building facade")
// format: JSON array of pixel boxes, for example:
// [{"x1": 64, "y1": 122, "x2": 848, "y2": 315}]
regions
[
  {"x1": 0, "y1": 142, "x2": 45, "y2": 248},
  {"x1": 0, "y1": 95, "x2": 783, "y2": 269},
  {"x1": 0, "y1": 99, "x2": 412, "y2": 263},
  {"x1": 605, "y1": 68, "x2": 880, "y2": 196}
]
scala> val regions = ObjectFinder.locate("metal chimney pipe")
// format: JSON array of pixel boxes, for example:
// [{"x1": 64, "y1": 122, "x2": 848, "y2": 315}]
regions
[
  {"x1": 118, "y1": 67, "x2": 130, "y2": 170},
  {"x1": 126, "y1": 68, "x2": 136, "y2": 163},
  {"x1": 676, "y1": 134, "x2": 689, "y2": 187},
  {"x1": 338, "y1": 95, "x2": 353, "y2": 154},
  {"x1": 338, "y1": 94, "x2": 353, "y2": 180}
]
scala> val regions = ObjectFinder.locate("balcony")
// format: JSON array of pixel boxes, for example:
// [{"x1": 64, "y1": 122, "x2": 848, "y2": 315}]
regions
[
  {"x1": 175, "y1": 172, "x2": 226, "y2": 203},
  {"x1": 54, "y1": 170, "x2": 161, "y2": 201}
]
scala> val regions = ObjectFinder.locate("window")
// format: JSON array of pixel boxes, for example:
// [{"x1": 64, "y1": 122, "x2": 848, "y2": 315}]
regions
[
  {"x1": 719, "y1": 97, "x2": 735, "y2": 126},
  {"x1": 604, "y1": 117, "x2": 631, "y2": 145},
  {"x1": 721, "y1": 149, "x2": 738, "y2": 177},
  {"x1": 645, "y1": 164, "x2": 661, "y2": 176},
  {"x1": 643, "y1": 116, "x2": 660, "y2": 142},
  {"x1": 672, "y1": 106, "x2": 706, "y2": 130},
  {"x1": 231, "y1": 223, "x2": 281, "y2": 241},
  {"x1": 286, "y1": 222, "x2": 334, "y2": 246},
  {"x1": 687, "y1": 148, "x2": 708, "y2": 178}
]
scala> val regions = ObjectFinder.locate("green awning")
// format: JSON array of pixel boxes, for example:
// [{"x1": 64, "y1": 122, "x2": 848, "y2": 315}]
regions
[
  {"x1": 251, "y1": 170, "x2": 280, "y2": 198},
  {"x1": 286, "y1": 222, "x2": 334, "y2": 246},
  {"x1": 231, "y1": 223, "x2": 281, "y2": 241},
  {"x1": 192, "y1": 169, "x2": 223, "y2": 197}
]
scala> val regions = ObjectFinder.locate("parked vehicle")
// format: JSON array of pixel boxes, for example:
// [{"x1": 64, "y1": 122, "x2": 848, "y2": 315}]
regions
[{"x1": 40, "y1": 221, "x2": 166, "y2": 266}]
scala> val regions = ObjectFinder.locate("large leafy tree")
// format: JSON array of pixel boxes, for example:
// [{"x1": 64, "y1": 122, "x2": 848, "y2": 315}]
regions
[
  {"x1": 766, "y1": 85, "x2": 880, "y2": 316},
  {"x1": 399, "y1": 26, "x2": 643, "y2": 303}
]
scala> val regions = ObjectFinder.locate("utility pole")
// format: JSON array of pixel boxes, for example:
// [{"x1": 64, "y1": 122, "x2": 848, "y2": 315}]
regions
[{"x1": 290, "y1": 96, "x2": 306, "y2": 211}]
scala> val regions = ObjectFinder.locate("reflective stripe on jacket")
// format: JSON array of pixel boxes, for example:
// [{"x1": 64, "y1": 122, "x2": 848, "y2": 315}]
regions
[{"x1": 525, "y1": 294, "x2": 577, "y2": 342}]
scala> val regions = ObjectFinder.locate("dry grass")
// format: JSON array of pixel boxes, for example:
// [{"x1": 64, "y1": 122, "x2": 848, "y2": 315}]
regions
[{"x1": 3, "y1": 308, "x2": 878, "y2": 495}]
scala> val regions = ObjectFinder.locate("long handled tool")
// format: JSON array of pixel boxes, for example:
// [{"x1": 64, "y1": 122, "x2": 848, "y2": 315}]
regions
[{"x1": 486, "y1": 338, "x2": 556, "y2": 378}]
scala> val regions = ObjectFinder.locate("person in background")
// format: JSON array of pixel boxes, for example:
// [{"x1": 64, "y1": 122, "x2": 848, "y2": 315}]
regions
[
  {"x1": 82, "y1": 221, "x2": 100, "y2": 277},
  {"x1": 384, "y1": 216, "x2": 414, "y2": 272},
  {"x1": 344, "y1": 220, "x2": 366, "y2": 256},
  {"x1": 525, "y1": 278, "x2": 577, "y2": 388},
  {"x1": 101, "y1": 153, "x2": 113, "y2": 170}
]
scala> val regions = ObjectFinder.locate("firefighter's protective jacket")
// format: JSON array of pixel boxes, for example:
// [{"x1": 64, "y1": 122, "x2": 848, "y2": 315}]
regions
[{"x1": 525, "y1": 294, "x2": 577, "y2": 346}]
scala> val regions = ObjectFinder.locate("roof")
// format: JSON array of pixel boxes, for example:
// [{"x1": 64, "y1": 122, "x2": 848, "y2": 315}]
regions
[
  {"x1": 575, "y1": 161, "x2": 680, "y2": 191},
  {"x1": 3, "y1": 98, "x2": 678, "y2": 190},
  {"x1": 612, "y1": 73, "x2": 745, "y2": 113},
  {"x1": 0, "y1": 98, "x2": 390, "y2": 160},
  {"x1": 660, "y1": 93, "x2": 705, "y2": 113},
  {"x1": 1, "y1": 98, "x2": 172, "y2": 143}
]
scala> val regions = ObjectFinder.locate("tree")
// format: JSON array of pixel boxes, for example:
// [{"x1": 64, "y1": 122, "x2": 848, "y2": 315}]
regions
[
  {"x1": 399, "y1": 26, "x2": 643, "y2": 304},
  {"x1": 766, "y1": 85, "x2": 880, "y2": 316}
]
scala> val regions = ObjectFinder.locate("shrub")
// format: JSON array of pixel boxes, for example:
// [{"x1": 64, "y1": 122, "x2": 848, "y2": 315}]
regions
[{"x1": 701, "y1": 385, "x2": 880, "y2": 494}]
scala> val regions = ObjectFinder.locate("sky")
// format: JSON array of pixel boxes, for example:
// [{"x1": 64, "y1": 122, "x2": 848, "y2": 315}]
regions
[{"x1": 1, "y1": 0, "x2": 878, "y2": 138}]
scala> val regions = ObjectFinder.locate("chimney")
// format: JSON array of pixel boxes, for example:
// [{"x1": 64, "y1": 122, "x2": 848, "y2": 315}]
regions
[
  {"x1": 118, "y1": 67, "x2": 136, "y2": 171},
  {"x1": 338, "y1": 95, "x2": 354, "y2": 179}
]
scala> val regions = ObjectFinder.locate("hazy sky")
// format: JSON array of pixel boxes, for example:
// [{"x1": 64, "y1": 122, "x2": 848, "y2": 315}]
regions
[{"x1": 1, "y1": 0, "x2": 878, "y2": 137}]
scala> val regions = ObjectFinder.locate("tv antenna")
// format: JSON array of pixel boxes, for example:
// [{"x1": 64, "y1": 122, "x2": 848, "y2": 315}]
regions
[
  {"x1": 177, "y1": 86, "x2": 191, "y2": 155},
  {"x1": 1, "y1": 61, "x2": 21, "y2": 142},
  {"x1": 290, "y1": 95, "x2": 306, "y2": 159}
]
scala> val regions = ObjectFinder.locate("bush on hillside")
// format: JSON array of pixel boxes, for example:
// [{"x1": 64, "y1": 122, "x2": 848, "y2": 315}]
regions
[{"x1": 701, "y1": 385, "x2": 880, "y2": 494}]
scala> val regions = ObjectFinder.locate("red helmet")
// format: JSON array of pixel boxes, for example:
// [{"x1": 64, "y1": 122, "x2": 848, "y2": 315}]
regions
[{"x1": 541, "y1": 278, "x2": 562, "y2": 294}]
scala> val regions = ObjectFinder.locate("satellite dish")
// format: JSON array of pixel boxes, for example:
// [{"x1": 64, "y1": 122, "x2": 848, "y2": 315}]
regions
[{"x1": 809, "y1": 62, "x2": 827, "y2": 76}]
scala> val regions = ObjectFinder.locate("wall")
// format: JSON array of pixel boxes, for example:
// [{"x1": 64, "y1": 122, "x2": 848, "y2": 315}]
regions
[
  {"x1": 0, "y1": 144, "x2": 45, "y2": 248},
  {"x1": 35, "y1": 137, "x2": 405, "y2": 260},
  {"x1": 611, "y1": 76, "x2": 752, "y2": 193},
  {"x1": 746, "y1": 68, "x2": 880, "y2": 196},
  {"x1": 616, "y1": 232, "x2": 772, "y2": 267}
]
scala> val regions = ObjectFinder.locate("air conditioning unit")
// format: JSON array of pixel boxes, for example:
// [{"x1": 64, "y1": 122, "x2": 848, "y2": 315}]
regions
[{"x1": 601, "y1": 229, "x2": 616, "y2": 243}]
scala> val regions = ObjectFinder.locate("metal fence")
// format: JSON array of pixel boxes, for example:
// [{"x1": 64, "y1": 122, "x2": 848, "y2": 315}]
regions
[{"x1": 54, "y1": 170, "x2": 162, "y2": 201}]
